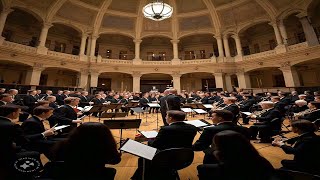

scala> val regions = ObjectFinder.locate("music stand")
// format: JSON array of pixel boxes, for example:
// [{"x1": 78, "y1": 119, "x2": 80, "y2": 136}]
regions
[
  {"x1": 181, "y1": 108, "x2": 193, "y2": 120},
  {"x1": 130, "y1": 107, "x2": 145, "y2": 119},
  {"x1": 147, "y1": 103, "x2": 161, "y2": 130},
  {"x1": 126, "y1": 102, "x2": 139, "y2": 115},
  {"x1": 103, "y1": 119, "x2": 142, "y2": 143},
  {"x1": 193, "y1": 109, "x2": 207, "y2": 119},
  {"x1": 87, "y1": 105, "x2": 104, "y2": 122},
  {"x1": 100, "y1": 112, "x2": 127, "y2": 120}
]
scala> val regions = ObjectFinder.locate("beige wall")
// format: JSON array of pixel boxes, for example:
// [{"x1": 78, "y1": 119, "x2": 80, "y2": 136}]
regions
[
  {"x1": 99, "y1": 73, "x2": 133, "y2": 91},
  {"x1": 298, "y1": 69, "x2": 320, "y2": 86},
  {"x1": 0, "y1": 66, "x2": 27, "y2": 84},
  {"x1": 181, "y1": 73, "x2": 214, "y2": 91},
  {"x1": 249, "y1": 69, "x2": 284, "y2": 88},
  {"x1": 41, "y1": 69, "x2": 77, "y2": 87}
]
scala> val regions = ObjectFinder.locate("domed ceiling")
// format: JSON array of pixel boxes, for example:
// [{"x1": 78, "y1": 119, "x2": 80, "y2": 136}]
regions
[{"x1": 1, "y1": 0, "x2": 314, "y2": 39}]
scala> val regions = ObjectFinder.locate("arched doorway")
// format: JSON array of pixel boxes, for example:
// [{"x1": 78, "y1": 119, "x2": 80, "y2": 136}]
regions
[
  {"x1": 0, "y1": 60, "x2": 31, "y2": 84},
  {"x1": 46, "y1": 23, "x2": 81, "y2": 55},
  {"x1": 247, "y1": 67, "x2": 285, "y2": 88},
  {"x1": 140, "y1": 73, "x2": 172, "y2": 92},
  {"x1": 141, "y1": 37, "x2": 172, "y2": 61},
  {"x1": 181, "y1": 72, "x2": 215, "y2": 91},
  {"x1": 98, "y1": 72, "x2": 133, "y2": 92},
  {"x1": 2, "y1": 8, "x2": 42, "y2": 47},
  {"x1": 40, "y1": 68, "x2": 78, "y2": 87},
  {"x1": 293, "y1": 58, "x2": 320, "y2": 87}
]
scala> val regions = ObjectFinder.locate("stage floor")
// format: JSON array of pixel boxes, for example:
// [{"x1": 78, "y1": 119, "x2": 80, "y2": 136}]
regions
[{"x1": 42, "y1": 112, "x2": 298, "y2": 179}]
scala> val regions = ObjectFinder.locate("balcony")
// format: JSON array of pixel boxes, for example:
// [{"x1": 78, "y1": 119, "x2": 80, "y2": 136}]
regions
[{"x1": 0, "y1": 40, "x2": 317, "y2": 66}]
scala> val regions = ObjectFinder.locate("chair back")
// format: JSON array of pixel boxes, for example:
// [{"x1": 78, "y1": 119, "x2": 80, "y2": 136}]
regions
[
  {"x1": 275, "y1": 169, "x2": 320, "y2": 180},
  {"x1": 152, "y1": 148, "x2": 194, "y2": 170},
  {"x1": 270, "y1": 118, "x2": 281, "y2": 130}
]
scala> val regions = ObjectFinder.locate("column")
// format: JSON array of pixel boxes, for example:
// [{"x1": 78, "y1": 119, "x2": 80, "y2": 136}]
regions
[
  {"x1": 225, "y1": 74, "x2": 233, "y2": 92},
  {"x1": 90, "y1": 35, "x2": 98, "y2": 57},
  {"x1": 25, "y1": 67, "x2": 44, "y2": 85},
  {"x1": 215, "y1": 35, "x2": 224, "y2": 58},
  {"x1": 297, "y1": 14, "x2": 319, "y2": 46},
  {"x1": 89, "y1": 72, "x2": 99, "y2": 88},
  {"x1": 0, "y1": 8, "x2": 13, "y2": 37},
  {"x1": 278, "y1": 19, "x2": 288, "y2": 45},
  {"x1": 171, "y1": 39, "x2": 179, "y2": 60},
  {"x1": 236, "y1": 72, "x2": 251, "y2": 89},
  {"x1": 279, "y1": 66, "x2": 301, "y2": 87},
  {"x1": 38, "y1": 23, "x2": 52, "y2": 47},
  {"x1": 132, "y1": 72, "x2": 141, "y2": 92},
  {"x1": 232, "y1": 34, "x2": 243, "y2": 56},
  {"x1": 77, "y1": 70, "x2": 89, "y2": 89},
  {"x1": 214, "y1": 73, "x2": 225, "y2": 89},
  {"x1": 172, "y1": 74, "x2": 181, "y2": 94},
  {"x1": 223, "y1": 35, "x2": 231, "y2": 57},
  {"x1": 133, "y1": 39, "x2": 142, "y2": 60},
  {"x1": 86, "y1": 36, "x2": 91, "y2": 55},
  {"x1": 269, "y1": 22, "x2": 283, "y2": 45},
  {"x1": 79, "y1": 34, "x2": 88, "y2": 55}
]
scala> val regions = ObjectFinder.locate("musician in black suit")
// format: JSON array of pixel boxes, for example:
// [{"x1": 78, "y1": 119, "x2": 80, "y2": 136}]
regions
[
  {"x1": 272, "y1": 120, "x2": 320, "y2": 175},
  {"x1": 201, "y1": 92, "x2": 210, "y2": 104},
  {"x1": 132, "y1": 110, "x2": 197, "y2": 179},
  {"x1": 34, "y1": 90, "x2": 42, "y2": 100},
  {"x1": 120, "y1": 94, "x2": 130, "y2": 113},
  {"x1": 193, "y1": 110, "x2": 249, "y2": 164},
  {"x1": 0, "y1": 88, "x2": 5, "y2": 95},
  {"x1": 0, "y1": 105, "x2": 29, "y2": 180},
  {"x1": 79, "y1": 91, "x2": 90, "y2": 107},
  {"x1": 271, "y1": 96, "x2": 287, "y2": 116},
  {"x1": 21, "y1": 106, "x2": 57, "y2": 158},
  {"x1": 55, "y1": 90, "x2": 64, "y2": 105},
  {"x1": 278, "y1": 91, "x2": 290, "y2": 105},
  {"x1": 239, "y1": 95, "x2": 256, "y2": 124},
  {"x1": 139, "y1": 92, "x2": 149, "y2": 110},
  {"x1": 289, "y1": 91, "x2": 299, "y2": 104},
  {"x1": 23, "y1": 90, "x2": 38, "y2": 114},
  {"x1": 298, "y1": 101, "x2": 320, "y2": 122},
  {"x1": 0, "y1": 93, "x2": 13, "y2": 106},
  {"x1": 249, "y1": 101, "x2": 282, "y2": 143},
  {"x1": 159, "y1": 89, "x2": 181, "y2": 126},
  {"x1": 221, "y1": 97, "x2": 239, "y2": 123},
  {"x1": 55, "y1": 97, "x2": 82, "y2": 133}
]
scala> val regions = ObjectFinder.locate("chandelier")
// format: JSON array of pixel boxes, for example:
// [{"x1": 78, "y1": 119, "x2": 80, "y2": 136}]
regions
[{"x1": 142, "y1": 1, "x2": 173, "y2": 21}]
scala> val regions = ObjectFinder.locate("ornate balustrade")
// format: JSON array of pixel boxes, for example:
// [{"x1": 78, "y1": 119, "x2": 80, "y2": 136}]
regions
[
  {"x1": 243, "y1": 50, "x2": 276, "y2": 61},
  {"x1": 287, "y1": 42, "x2": 308, "y2": 51},
  {"x1": 2, "y1": 41, "x2": 37, "y2": 53},
  {"x1": 47, "y1": 51, "x2": 80, "y2": 60}
]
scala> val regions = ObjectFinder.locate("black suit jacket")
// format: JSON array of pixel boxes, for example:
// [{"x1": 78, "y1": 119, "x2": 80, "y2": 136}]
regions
[
  {"x1": 281, "y1": 132, "x2": 320, "y2": 174},
  {"x1": 55, "y1": 105, "x2": 78, "y2": 132},
  {"x1": 256, "y1": 108, "x2": 282, "y2": 123},
  {"x1": 150, "y1": 121, "x2": 197, "y2": 150},
  {"x1": 139, "y1": 97, "x2": 149, "y2": 108},
  {"x1": 165, "y1": 94, "x2": 181, "y2": 111},
  {"x1": 23, "y1": 95, "x2": 37, "y2": 108},
  {"x1": 299, "y1": 109, "x2": 320, "y2": 122},
  {"x1": 91, "y1": 98, "x2": 103, "y2": 105},
  {"x1": 193, "y1": 122, "x2": 249, "y2": 151},
  {"x1": 55, "y1": 94, "x2": 64, "y2": 105},
  {"x1": 0, "y1": 101, "x2": 6, "y2": 106},
  {"x1": 21, "y1": 116, "x2": 46, "y2": 141},
  {"x1": 239, "y1": 99, "x2": 255, "y2": 112},
  {"x1": 79, "y1": 96, "x2": 90, "y2": 107},
  {"x1": 223, "y1": 104, "x2": 239, "y2": 119}
]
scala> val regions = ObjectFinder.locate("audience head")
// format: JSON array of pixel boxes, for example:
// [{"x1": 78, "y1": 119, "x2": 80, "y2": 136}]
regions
[
  {"x1": 94, "y1": 94, "x2": 102, "y2": 99},
  {"x1": 36, "y1": 101, "x2": 50, "y2": 107},
  {"x1": 291, "y1": 120, "x2": 317, "y2": 134},
  {"x1": 63, "y1": 90, "x2": 70, "y2": 95},
  {"x1": 0, "y1": 104, "x2": 21, "y2": 120},
  {"x1": 259, "y1": 101, "x2": 274, "y2": 109},
  {"x1": 64, "y1": 97, "x2": 80, "y2": 106},
  {"x1": 211, "y1": 110, "x2": 233, "y2": 124},
  {"x1": 57, "y1": 122, "x2": 119, "y2": 166},
  {"x1": 33, "y1": 106, "x2": 54, "y2": 119},
  {"x1": 212, "y1": 130, "x2": 273, "y2": 175},
  {"x1": 57, "y1": 90, "x2": 63, "y2": 95},
  {"x1": 295, "y1": 100, "x2": 307, "y2": 107},
  {"x1": 0, "y1": 94, "x2": 13, "y2": 103},
  {"x1": 36, "y1": 90, "x2": 41, "y2": 94},
  {"x1": 47, "y1": 96, "x2": 56, "y2": 102},
  {"x1": 8, "y1": 89, "x2": 18, "y2": 95},
  {"x1": 166, "y1": 110, "x2": 185, "y2": 124},
  {"x1": 308, "y1": 101, "x2": 320, "y2": 109},
  {"x1": 28, "y1": 90, "x2": 37, "y2": 95}
]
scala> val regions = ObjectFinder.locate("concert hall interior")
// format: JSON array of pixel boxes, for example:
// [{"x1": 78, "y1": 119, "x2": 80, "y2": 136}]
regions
[{"x1": 0, "y1": 0, "x2": 320, "y2": 179}]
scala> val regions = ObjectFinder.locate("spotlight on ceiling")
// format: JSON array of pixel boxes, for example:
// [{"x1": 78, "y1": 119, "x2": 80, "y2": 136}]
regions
[{"x1": 143, "y1": 1, "x2": 173, "y2": 21}]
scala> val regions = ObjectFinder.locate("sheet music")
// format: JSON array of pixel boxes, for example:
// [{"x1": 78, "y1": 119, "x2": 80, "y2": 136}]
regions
[
  {"x1": 83, "y1": 106, "x2": 93, "y2": 112},
  {"x1": 184, "y1": 120, "x2": 209, "y2": 127},
  {"x1": 181, "y1": 108, "x2": 193, "y2": 113},
  {"x1": 120, "y1": 139, "x2": 157, "y2": 160},
  {"x1": 54, "y1": 125, "x2": 70, "y2": 131},
  {"x1": 203, "y1": 104, "x2": 213, "y2": 108},
  {"x1": 193, "y1": 109, "x2": 207, "y2": 114},
  {"x1": 140, "y1": 131, "x2": 158, "y2": 138},
  {"x1": 147, "y1": 103, "x2": 160, "y2": 108},
  {"x1": 242, "y1": 112, "x2": 252, "y2": 116}
]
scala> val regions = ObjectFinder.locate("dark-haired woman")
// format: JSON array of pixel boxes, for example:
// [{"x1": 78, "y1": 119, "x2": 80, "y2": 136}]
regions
[
  {"x1": 198, "y1": 130, "x2": 275, "y2": 180},
  {"x1": 46, "y1": 122, "x2": 121, "y2": 179}
]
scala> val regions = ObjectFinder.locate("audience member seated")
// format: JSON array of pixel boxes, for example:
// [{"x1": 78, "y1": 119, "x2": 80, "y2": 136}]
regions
[
  {"x1": 272, "y1": 120, "x2": 320, "y2": 175},
  {"x1": 249, "y1": 101, "x2": 282, "y2": 143},
  {"x1": 132, "y1": 110, "x2": 197, "y2": 180},
  {"x1": 0, "y1": 105, "x2": 28, "y2": 180},
  {"x1": 44, "y1": 122, "x2": 121, "y2": 180},
  {"x1": 197, "y1": 130, "x2": 275, "y2": 180},
  {"x1": 193, "y1": 110, "x2": 249, "y2": 164}
]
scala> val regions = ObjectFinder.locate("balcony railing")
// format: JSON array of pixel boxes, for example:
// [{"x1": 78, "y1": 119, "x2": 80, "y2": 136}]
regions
[
  {"x1": 47, "y1": 51, "x2": 80, "y2": 60},
  {"x1": 243, "y1": 49, "x2": 276, "y2": 61},
  {"x1": 287, "y1": 42, "x2": 308, "y2": 51},
  {"x1": 180, "y1": 53, "x2": 215, "y2": 60},
  {"x1": 101, "y1": 58, "x2": 133, "y2": 64},
  {"x1": 2, "y1": 41, "x2": 37, "y2": 53},
  {"x1": 101, "y1": 54, "x2": 135, "y2": 60},
  {"x1": 141, "y1": 54, "x2": 173, "y2": 61}
]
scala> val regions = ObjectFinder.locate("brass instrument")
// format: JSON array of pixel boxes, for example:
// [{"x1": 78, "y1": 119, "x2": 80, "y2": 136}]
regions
[{"x1": 293, "y1": 108, "x2": 320, "y2": 117}]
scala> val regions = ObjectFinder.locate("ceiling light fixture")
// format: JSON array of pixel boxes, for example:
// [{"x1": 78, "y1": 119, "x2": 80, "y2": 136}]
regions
[{"x1": 142, "y1": 1, "x2": 173, "y2": 21}]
